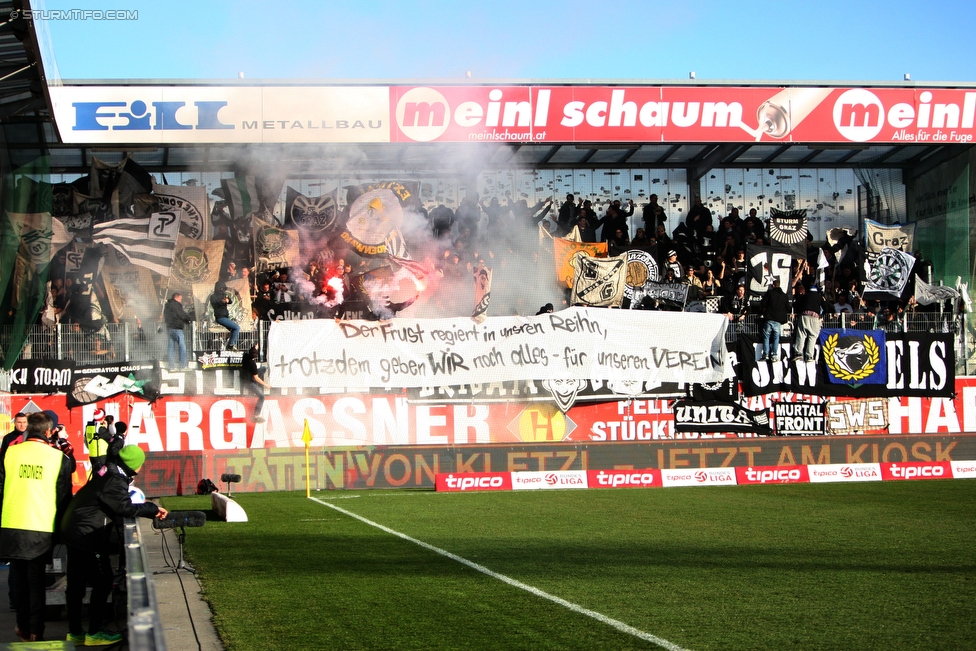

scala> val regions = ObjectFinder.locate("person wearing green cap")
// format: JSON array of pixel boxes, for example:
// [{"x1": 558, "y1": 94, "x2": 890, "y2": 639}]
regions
[{"x1": 61, "y1": 445, "x2": 168, "y2": 646}]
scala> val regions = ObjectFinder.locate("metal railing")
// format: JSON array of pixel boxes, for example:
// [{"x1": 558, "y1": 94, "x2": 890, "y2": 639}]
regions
[
  {"x1": 124, "y1": 518, "x2": 166, "y2": 651},
  {"x1": 0, "y1": 320, "x2": 270, "y2": 367},
  {"x1": 726, "y1": 312, "x2": 974, "y2": 374}
]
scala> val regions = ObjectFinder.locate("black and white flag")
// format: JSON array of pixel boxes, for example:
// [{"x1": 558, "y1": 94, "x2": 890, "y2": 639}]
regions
[
  {"x1": 152, "y1": 183, "x2": 210, "y2": 240},
  {"x1": 623, "y1": 249, "x2": 660, "y2": 301},
  {"x1": 285, "y1": 187, "x2": 338, "y2": 236},
  {"x1": 746, "y1": 243, "x2": 801, "y2": 299},
  {"x1": 220, "y1": 176, "x2": 260, "y2": 220},
  {"x1": 673, "y1": 399, "x2": 771, "y2": 435},
  {"x1": 92, "y1": 213, "x2": 180, "y2": 276},
  {"x1": 863, "y1": 247, "x2": 915, "y2": 300},
  {"x1": 472, "y1": 265, "x2": 492, "y2": 323},
  {"x1": 633, "y1": 280, "x2": 688, "y2": 310},
  {"x1": 571, "y1": 253, "x2": 627, "y2": 307},
  {"x1": 773, "y1": 402, "x2": 825, "y2": 436},
  {"x1": 768, "y1": 208, "x2": 809, "y2": 248},
  {"x1": 687, "y1": 378, "x2": 739, "y2": 402},
  {"x1": 913, "y1": 276, "x2": 959, "y2": 306}
]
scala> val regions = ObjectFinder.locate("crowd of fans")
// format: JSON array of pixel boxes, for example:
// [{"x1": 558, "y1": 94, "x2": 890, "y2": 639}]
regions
[
  {"x1": 537, "y1": 193, "x2": 939, "y2": 329},
  {"x1": 38, "y1": 189, "x2": 946, "y2": 351}
]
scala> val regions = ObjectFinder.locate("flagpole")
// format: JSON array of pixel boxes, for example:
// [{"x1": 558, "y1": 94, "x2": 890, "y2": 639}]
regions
[{"x1": 302, "y1": 418, "x2": 312, "y2": 498}]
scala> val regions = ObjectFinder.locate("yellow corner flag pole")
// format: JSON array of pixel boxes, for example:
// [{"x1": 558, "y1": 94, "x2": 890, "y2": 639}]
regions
[{"x1": 302, "y1": 418, "x2": 312, "y2": 498}]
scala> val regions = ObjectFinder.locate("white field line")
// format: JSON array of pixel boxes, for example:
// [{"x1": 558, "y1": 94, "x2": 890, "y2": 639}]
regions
[{"x1": 309, "y1": 496, "x2": 691, "y2": 651}]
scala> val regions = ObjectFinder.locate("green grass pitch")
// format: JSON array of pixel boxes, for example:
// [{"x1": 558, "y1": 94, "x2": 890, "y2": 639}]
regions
[{"x1": 162, "y1": 481, "x2": 976, "y2": 650}]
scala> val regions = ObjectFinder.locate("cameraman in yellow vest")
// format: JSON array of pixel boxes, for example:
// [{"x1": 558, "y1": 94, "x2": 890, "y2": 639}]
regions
[{"x1": 0, "y1": 412, "x2": 74, "y2": 642}]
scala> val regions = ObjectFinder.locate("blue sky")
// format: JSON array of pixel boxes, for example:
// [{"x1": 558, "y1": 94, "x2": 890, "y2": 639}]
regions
[{"x1": 35, "y1": 0, "x2": 976, "y2": 83}]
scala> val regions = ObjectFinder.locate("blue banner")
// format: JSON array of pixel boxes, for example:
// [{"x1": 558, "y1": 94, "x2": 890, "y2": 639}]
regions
[{"x1": 818, "y1": 329, "x2": 887, "y2": 385}]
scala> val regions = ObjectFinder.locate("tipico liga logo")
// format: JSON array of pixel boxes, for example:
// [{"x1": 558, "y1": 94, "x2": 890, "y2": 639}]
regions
[{"x1": 833, "y1": 89, "x2": 885, "y2": 142}]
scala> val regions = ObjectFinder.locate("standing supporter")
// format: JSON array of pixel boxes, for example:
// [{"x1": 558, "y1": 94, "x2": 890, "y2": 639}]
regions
[
  {"x1": 0, "y1": 412, "x2": 74, "y2": 642},
  {"x1": 62, "y1": 445, "x2": 167, "y2": 647},
  {"x1": 612, "y1": 199, "x2": 634, "y2": 224},
  {"x1": 821, "y1": 279, "x2": 836, "y2": 306},
  {"x1": 759, "y1": 278, "x2": 790, "y2": 362},
  {"x1": 685, "y1": 197, "x2": 712, "y2": 235},
  {"x1": 834, "y1": 292, "x2": 854, "y2": 314},
  {"x1": 682, "y1": 266, "x2": 704, "y2": 300},
  {"x1": 701, "y1": 268, "x2": 721, "y2": 297},
  {"x1": 162, "y1": 292, "x2": 193, "y2": 370},
  {"x1": 577, "y1": 216, "x2": 598, "y2": 243},
  {"x1": 654, "y1": 223, "x2": 672, "y2": 251},
  {"x1": 455, "y1": 194, "x2": 484, "y2": 241},
  {"x1": 241, "y1": 343, "x2": 272, "y2": 423},
  {"x1": 723, "y1": 283, "x2": 749, "y2": 328},
  {"x1": 429, "y1": 204, "x2": 456, "y2": 238},
  {"x1": 578, "y1": 199, "x2": 597, "y2": 222},
  {"x1": 557, "y1": 193, "x2": 577, "y2": 231},
  {"x1": 481, "y1": 197, "x2": 511, "y2": 240},
  {"x1": 845, "y1": 278, "x2": 862, "y2": 312},
  {"x1": 601, "y1": 204, "x2": 619, "y2": 240},
  {"x1": 642, "y1": 194, "x2": 666, "y2": 232},
  {"x1": 529, "y1": 199, "x2": 554, "y2": 228},
  {"x1": 220, "y1": 260, "x2": 240, "y2": 282},
  {"x1": 273, "y1": 270, "x2": 294, "y2": 303},
  {"x1": 727, "y1": 207, "x2": 744, "y2": 228},
  {"x1": 742, "y1": 214, "x2": 766, "y2": 244},
  {"x1": 792, "y1": 283, "x2": 830, "y2": 362},
  {"x1": 665, "y1": 250, "x2": 684, "y2": 278},
  {"x1": 85, "y1": 412, "x2": 124, "y2": 475},
  {"x1": 211, "y1": 281, "x2": 241, "y2": 351}
]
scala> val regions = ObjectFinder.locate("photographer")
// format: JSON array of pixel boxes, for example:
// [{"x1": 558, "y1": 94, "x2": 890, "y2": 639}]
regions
[
  {"x1": 84, "y1": 410, "x2": 121, "y2": 474},
  {"x1": 61, "y1": 445, "x2": 167, "y2": 646},
  {"x1": 211, "y1": 281, "x2": 241, "y2": 351}
]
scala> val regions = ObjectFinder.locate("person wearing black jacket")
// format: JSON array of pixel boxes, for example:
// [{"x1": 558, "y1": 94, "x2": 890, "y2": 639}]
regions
[
  {"x1": 759, "y1": 278, "x2": 790, "y2": 362},
  {"x1": 792, "y1": 283, "x2": 830, "y2": 362},
  {"x1": 557, "y1": 193, "x2": 577, "y2": 230},
  {"x1": 162, "y1": 292, "x2": 193, "y2": 369},
  {"x1": 210, "y1": 281, "x2": 241, "y2": 351},
  {"x1": 0, "y1": 412, "x2": 28, "y2": 464},
  {"x1": 723, "y1": 283, "x2": 749, "y2": 327},
  {"x1": 241, "y1": 343, "x2": 272, "y2": 423},
  {"x1": 685, "y1": 197, "x2": 712, "y2": 236},
  {"x1": 61, "y1": 445, "x2": 167, "y2": 646}
]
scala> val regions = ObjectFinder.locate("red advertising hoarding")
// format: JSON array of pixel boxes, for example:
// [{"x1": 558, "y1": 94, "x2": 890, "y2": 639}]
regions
[{"x1": 390, "y1": 85, "x2": 976, "y2": 144}]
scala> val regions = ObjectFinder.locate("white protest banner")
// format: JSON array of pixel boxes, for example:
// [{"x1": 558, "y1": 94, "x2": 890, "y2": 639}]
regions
[{"x1": 267, "y1": 307, "x2": 729, "y2": 389}]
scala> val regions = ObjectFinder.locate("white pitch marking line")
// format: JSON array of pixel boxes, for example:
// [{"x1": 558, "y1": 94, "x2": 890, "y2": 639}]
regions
[{"x1": 310, "y1": 496, "x2": 691, "y2": 651}]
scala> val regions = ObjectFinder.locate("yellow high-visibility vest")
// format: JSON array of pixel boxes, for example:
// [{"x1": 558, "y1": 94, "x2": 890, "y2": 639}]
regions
[
  {"x1": 1, "y1": 440, "x2": 64, "y2": 533},
  {"x1": 84, "y1": 423, "x2": 109, "y2": 458}
]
